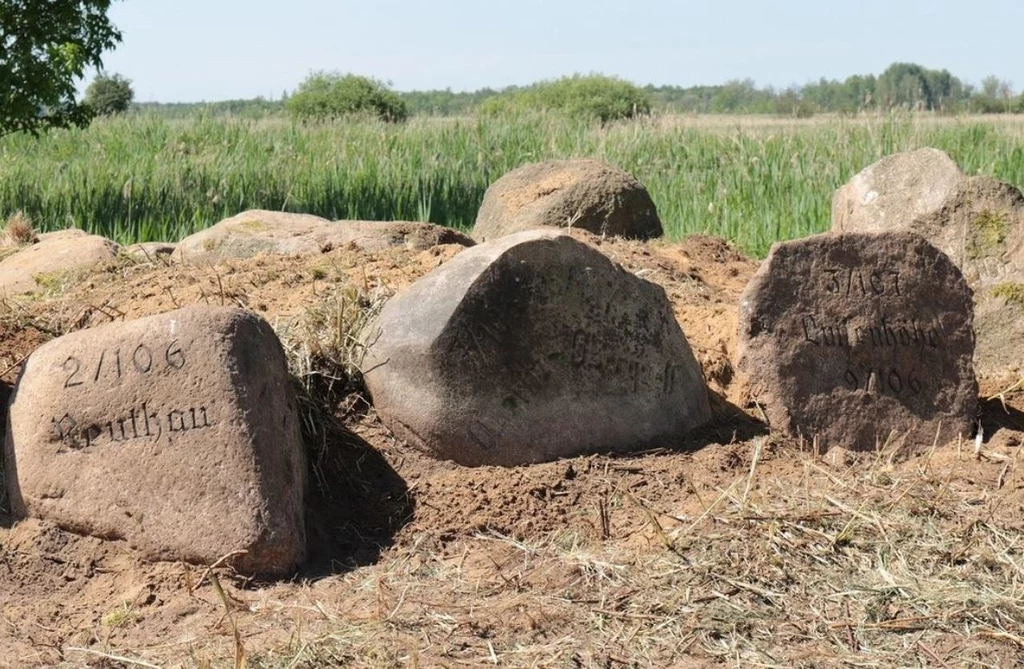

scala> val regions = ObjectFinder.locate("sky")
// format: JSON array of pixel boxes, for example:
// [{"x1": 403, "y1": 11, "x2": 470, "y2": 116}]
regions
[{"x1": 93, "y1": 0, "x2": 1024, "y2": 103}]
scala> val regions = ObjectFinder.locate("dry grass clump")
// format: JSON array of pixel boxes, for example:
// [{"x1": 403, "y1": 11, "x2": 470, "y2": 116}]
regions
[
  {"x1": 0, "y1": 210, "x2": 38, "y2": 262},
  {"x1": 3, "y1": 210, "x2": 36, "y2": 245},
  {"x1": 273, "y1": 283, "x2": 390, "y2": 485}
]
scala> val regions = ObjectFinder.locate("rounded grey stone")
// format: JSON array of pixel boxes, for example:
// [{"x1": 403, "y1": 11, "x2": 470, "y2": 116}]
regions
[{"x1": 362, "y1": 230, "x2": 711, "y2": 466}]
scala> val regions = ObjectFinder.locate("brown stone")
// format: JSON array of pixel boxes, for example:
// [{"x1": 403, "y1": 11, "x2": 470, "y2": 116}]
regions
[
  {"x1": 737, "y1": 232, "x2": 977, "y2": 451},
  {"x1": 4, "y1": 306, "x2": 306, "y2": 576},
  {"x1": 832, "y1": 149, "x2": 1024, "y2": 377},
  {"x1": 0, "y1": 229, "x2": 118, "y2": 295},
  {"x1": 472, "y1": 159, "x2": 662, "y2": 242},
  {"x1": 361, "y1": 229, "x2": 710, "y2": 466},
  {"x1": 176, "y1": 210, "x2": 473, "y2": 261}
]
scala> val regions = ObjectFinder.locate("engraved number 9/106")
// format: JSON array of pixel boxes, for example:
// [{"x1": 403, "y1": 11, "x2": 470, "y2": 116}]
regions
[
  {"x1": 844, "y1": 366, "x2": 922, "y2": 396},
  {"x1": 63, "y1": 340, "x2": 185, "y2": 389}
]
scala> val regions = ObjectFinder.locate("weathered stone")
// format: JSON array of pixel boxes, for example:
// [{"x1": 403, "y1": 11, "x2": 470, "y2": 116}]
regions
[
  {"x1": 175, "y1": 210, "x2": 332, "y2": 261},
  {"x1": 832, "y1": 148, "x2": 965, "y2": 234},
  {"x1": 832, "y1": 149, "x2": 1024, "y2": 377},
  {"x1": 4, "y1": 306, "x2": 306, "y2": 576},
  {"x1": 362, "y1": 229, "x2": 711, "y2": 466},
  {"x1": 737, "y1": 232, "x2": 977, "y2": 451},
  {"x1": 473, "y1": 159, "x2": 662, "y2": 242},
  {"x1": 0, "y1": 229, "x2": 118, "y2": 295},
  {"x1": 176, "y1": 210, "x2": 473, "y2": 261}
]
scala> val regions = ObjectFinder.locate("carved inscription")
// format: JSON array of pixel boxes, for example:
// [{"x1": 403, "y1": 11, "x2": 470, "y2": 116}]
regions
[
  {"x1": 51, "y1": 403, "x2": 216, "y2": 451},
  {"x1": 796, "y1": 264, "x2": 942, "y2": 395},
  {"x1": 800, "y1": 316, "x2": 943, "y2": 350},
  {"x1": 569, "y1": 328, "x2": 681, "y2": 396},
  {"x1": 824, "y1": 267, "x2": 901, "y2": 297},
  {"x1": 51, "y1": 338, "x2": 210, "y2": 451},
  {"x1": 62, "y1": 340, "x2": 186, "y2": 389}
]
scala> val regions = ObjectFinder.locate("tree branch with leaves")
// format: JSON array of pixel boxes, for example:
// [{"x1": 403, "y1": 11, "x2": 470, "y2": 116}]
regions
[{"x1": 0, "y1": 0, "x2": 122, "y2": 137}]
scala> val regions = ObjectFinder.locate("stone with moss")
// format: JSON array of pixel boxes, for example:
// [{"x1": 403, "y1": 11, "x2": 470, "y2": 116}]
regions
[{"x1": 832, "y1": 149, "x2": 1024, "y2": 378}]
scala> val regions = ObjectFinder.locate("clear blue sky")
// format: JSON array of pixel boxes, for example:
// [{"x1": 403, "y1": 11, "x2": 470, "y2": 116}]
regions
[{"x1": 95, "y1": 0, "x2": 1024, "y2": 102}]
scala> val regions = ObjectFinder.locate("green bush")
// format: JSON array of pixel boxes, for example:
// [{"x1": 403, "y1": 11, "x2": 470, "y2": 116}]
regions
[
  {"x1": 479, "y1": 74, "x2": 651, "y2": 122},
  {"x1": 84, "y1": 72, "x2": 134, "y2": 116},
  {"x1": 287, "y1": 72, "x2": 407, "y2": 123}
]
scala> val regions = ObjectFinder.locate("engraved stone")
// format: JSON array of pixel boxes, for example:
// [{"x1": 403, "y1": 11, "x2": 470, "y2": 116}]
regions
[
  {"x1": 737, "y1": 231, "x2": 978, "y2": 451},
  {"x1": 472, "y1": 159, "x2": 663, "y2": 242},
  {"x1": 361, "y1": 229, "x2": 711, "y2": 466},
  {"x1": 833, "y1": 148, "x2": 1024, "y2": 378},
  {"x1": 4, "y1": 306, "x2": 306, "y2": 575}
]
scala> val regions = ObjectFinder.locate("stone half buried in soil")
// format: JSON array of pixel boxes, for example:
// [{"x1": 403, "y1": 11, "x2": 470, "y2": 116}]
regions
[
  {"x1": 472, "y1": 159, "x2": 663, "y2": 241},
  {"x1": 360, "y1": 229, "x2": 712, "y2": 467},
  {"x1": 3, "y1": 306, "x2": 306, "y2": 576},
  {"x1": 736, "y1": 231, "x2": 977, "y2": 451}
]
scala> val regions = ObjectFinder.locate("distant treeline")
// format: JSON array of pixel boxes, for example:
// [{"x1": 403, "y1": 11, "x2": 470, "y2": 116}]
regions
[{"x1": 133, "y1": 62, "x2": 1023, "y2": 119}]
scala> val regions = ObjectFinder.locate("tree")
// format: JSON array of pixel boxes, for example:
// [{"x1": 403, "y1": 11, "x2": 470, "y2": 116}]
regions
[
  {"x1": 479, "y1": 74, "x2": 651, "y2": 122},
  {"x1": 84, "y1": 71, "x2": 133, "y2": 115},
  {"x1": 287, "y1": 72, "x2": 408, "y2": 123},
  {"x1": 0, "y1": 0, "x2": 122, "y2": 137}
]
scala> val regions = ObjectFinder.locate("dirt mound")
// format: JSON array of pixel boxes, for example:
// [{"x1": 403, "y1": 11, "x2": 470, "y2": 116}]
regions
[
  {"x1": 473, "y1": 159, "x2": 663, "y2": 241},
  {"x1": 2, "y1": 231, "x2": 1022, "y2": 667}
]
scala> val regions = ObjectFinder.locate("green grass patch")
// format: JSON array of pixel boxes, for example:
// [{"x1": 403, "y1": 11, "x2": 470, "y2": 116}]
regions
[
  {"x1": 991, "y1": 282, "x2": 1024, "y2": 307},
  {"x1": 2, "y1": 113, "x2": 1024, "y2": 257}
]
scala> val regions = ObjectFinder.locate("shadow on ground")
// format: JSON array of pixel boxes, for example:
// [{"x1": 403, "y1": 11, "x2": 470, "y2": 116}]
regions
[
  {"x1": 981, "y1": 395, "x2": 1024, "y2": 437},
  {"x1": 301, "y1": 422, "x2": 413, "y2": 578}
]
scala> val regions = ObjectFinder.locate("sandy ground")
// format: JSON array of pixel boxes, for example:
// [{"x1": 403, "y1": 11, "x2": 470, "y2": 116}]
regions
[{"x1": 1, "y1": 232, "x2": 1022, "y2": 667}]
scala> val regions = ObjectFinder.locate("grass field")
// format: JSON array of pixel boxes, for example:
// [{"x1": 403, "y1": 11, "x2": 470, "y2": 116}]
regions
[{"x1": 2, "y1": 112, "x2": 1024, "y2": 257}]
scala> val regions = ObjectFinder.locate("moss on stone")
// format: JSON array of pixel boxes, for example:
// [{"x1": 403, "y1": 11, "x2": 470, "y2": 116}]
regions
[
  {"x1": 967, "y1": 209, "x2": 1009, "y2": 259},
  {"x1": 991, "y1": 282, "x2": 1024, "y2": 308}
]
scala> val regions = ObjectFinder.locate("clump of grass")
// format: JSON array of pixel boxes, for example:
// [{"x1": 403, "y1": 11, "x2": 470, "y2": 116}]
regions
[
  {"x1": 991, "y1": 281, "x2": 1024, "y2": 307},
  {"x1": 3, "y1": 210, "x2": 36, "y2": 246},
  {"x1": 101, "y1": 602, "x2": 140, "y2": 629},
  {"x1": 273, "y1": 282, "x2": 390, "y2": 488},
  {"x1": 968, "y1": 209, "x2": 1009, "y2": 259}
]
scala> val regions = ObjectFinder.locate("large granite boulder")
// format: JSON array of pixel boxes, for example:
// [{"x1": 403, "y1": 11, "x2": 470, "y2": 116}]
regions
[
  {"x1": 473, "y1": 159, "x2": 663, "y2": 242},
  {"x1": 832, "y1": 148, "x2": 1024, "y2": 377},
  {"x1": 737, "y1": 231, "x2": 977, "y2": 452},
  {"x1": 361, "y1": 229, "x2": 711, "y2": 466},
  {"x1": 0, "y1": 229, "x2": 118, "y2": 295}
]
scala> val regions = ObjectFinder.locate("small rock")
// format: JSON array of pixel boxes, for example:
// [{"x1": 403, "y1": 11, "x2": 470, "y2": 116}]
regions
[
  {"x1": 176, "y1": 210, "x2": 473, "y2": 261},
  {"x1": 124, "y1": 242, "x2": 178, "y2": 261}
]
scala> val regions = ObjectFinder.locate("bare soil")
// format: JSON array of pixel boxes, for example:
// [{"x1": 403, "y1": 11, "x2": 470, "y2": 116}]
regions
[{"x1": 1, "y1": 231, "x2": 1022, "y2": 668}]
